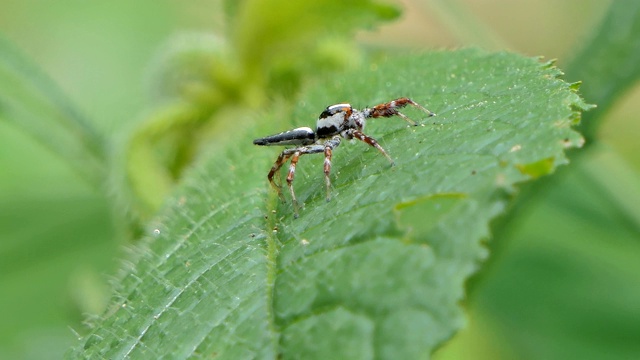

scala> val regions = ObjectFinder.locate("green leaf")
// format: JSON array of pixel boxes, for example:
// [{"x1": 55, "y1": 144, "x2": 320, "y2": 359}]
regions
[
  {"x1": 68, "y1": 49, "x2": 588, "y2": 359},
  {"x1": 566, "y1": 0, "x2": 640, "y2": 141},
  {"x1": 0, "y1": 35, "x2": 107, "y2": 187}
]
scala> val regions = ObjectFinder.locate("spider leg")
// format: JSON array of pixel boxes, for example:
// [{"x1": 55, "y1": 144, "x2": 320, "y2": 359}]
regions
[
  {"x1": 286, "y1": 151, "x2": 302, "y2": 217},
  {"x1": 369, "y1": 97, "x2": 435, "y2": 126},
  {"x1": 282, "y1": 143, "x2": 328, "y2": 218},
  {"x1": 350, "y1": 129, "x2": 395, "y2": 166},
  {"x1": 267, "y1": 150, "x2": 295, "y2": 202},
  {"x1": 322, "y1": 136, "x2": 342, "y2": 202}
]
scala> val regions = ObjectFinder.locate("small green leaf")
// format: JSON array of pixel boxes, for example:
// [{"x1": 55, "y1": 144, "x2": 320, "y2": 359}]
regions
[
  {"x1": 68, "y1": 49, "x2": 589, "y2": 359},
  {"x1": 515, "y1": 157, "x2": 555, "y2": 179}
]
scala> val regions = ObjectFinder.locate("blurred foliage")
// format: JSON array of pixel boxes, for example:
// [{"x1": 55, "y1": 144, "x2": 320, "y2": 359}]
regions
[
  {"x1": 566, "y1": 0, "x2": 640, "y2": 142},
  {"x1": 0, "y1": 0, "x2": 639, "y2": 359},
  {"x1": 0, "y1": 35, "x2": 107, "y2": 187}
]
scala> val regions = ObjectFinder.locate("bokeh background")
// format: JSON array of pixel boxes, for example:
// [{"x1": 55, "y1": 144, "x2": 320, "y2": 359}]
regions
[{"x1": 1, "y1": 0, "x2": 639, "y2": 359}]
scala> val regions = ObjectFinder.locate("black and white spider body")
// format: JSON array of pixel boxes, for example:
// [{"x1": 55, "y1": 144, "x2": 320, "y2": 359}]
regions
[{"x1": 254, "y1": 97, "x2": 435, "y2": 217}]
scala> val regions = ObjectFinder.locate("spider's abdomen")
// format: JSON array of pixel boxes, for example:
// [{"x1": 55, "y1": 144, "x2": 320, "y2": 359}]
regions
[
  {"x1": 316, "y1": 103, "x2": 352, "y2": 138},
  {"x1": 253, "y1": 127, "x2": 316, "y2": 146}
]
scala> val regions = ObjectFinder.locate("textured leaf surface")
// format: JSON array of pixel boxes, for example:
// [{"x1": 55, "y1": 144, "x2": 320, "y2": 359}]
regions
[{"x1": 69, "y1": 49, "x2": 588, "y2": 359}]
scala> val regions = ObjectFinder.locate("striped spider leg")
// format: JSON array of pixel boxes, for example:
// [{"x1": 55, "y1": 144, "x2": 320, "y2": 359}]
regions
[
  {"x1": 254, "y1": 97, "x2": 435, "y2": 217},
  {"x1": 263, "y1": 136, "x2": 341, "y2": 218}
]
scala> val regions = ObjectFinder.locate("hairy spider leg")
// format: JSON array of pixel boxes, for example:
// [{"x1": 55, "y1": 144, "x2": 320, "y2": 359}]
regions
[
  {"x1": 322, "y1": 136, "x2": 341, "y2": 202},
  {"x1": 269, "y1": 137, "x2": 341, "y2": 218},
  {"x1": 286, "y1": 151, "x2": 302, "y2": 217},
  {"x1": 349, "y1": 129, "x2": 395, "y2": 166},
  {"x1": 285, "y1": 144, "x2": 327, "y2": 217},
  {"x1": 369, "y1": 97, "x2": 436, "y2": 126},
  {"x1": 267, "y1": 151, "x2": 295, "y2": 202},
  {"x1": 323, "y1": 146, "x2": 333, "y2": 201}
]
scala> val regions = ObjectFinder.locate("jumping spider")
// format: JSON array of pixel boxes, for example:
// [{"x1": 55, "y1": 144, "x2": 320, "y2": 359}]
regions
[{"x1": 254, "y1": 97, "x2": 435, "y2": 218}]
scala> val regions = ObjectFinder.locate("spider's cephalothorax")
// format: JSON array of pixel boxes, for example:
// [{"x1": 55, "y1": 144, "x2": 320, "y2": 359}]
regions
[{"x1": 253, "y1": 97, "x2": 435, "y2": 218}]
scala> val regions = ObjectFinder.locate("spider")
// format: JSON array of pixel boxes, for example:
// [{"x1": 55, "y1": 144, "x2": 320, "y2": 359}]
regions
[{"x1": 254, "y1": 97, "x2": 435, "y2": 218}]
